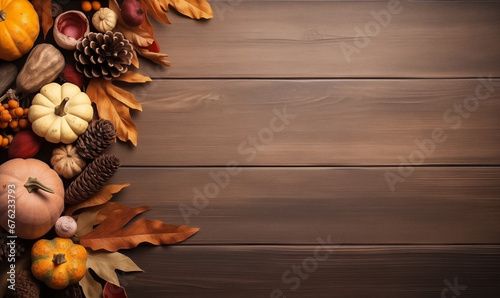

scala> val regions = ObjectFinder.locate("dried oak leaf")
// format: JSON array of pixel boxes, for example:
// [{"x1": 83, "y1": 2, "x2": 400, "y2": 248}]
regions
[
  {"x1": 168, "y1": 0, "x2": 214, "y2": 19},
  {"x1": 65, "y1": 184, "x2": 130, "y2": 216},
  {"x1": 86, "y1": 250, "x2": 143, "y2": 286},
  {"x1": 32, "y1": 0, "x2": 53, "y2": 39},
  {"x1": 80, "y1": 270, "x2": 103, "y2": 298},
  {"x1": 80, "y1": 250, "x2": 142, "y2": 298},
  {"x1": 86, "y1": 71, "x2": 151, "y2": 145},
  {"x1": 79, "y1": 205, "x2": 199, "y2": 252}
]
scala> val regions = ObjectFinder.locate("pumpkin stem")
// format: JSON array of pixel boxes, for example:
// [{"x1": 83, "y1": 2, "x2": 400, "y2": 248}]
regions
[
  {"x1": 54, "y1": 97, "x2": 69, "y2": 116},
  {"x1": 24, "y1": 177, "x2": 55, "y2": 194},
  {"x1": 0, "y1": 10, "x2": 6, "y2": 22},
  {"x1": 52, "y1": 253, "x2": 67, "y2": 265},
  {"x1": 0, "y1": 89, "x2": 18, "y2": 103}
]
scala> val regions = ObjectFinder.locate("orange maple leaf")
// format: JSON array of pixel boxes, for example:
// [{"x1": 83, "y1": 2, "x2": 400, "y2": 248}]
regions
[{"x1": 79, "y1": 206, "x2": 200, "y2": 252}]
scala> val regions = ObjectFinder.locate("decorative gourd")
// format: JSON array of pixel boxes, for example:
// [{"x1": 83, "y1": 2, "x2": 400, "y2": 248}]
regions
[
  {"x1": 28, "y1": 82, "x2": 93, "y2": 144},
  {"x1": 31, "y1": 237, "x2": 87, "y2": 289},
  {"x1": 51, "y1": 144, "x2": 86, "y2": 179},
  {"x1": 54, "y1": 216, "x2": 78, "y2": 238},
  {"x1": 16, "y1": 43, "x2": 65, "y2": 97},
  {"x1": 92, "y1": 8, "x2": 117, "y2": 32},
  {"x1": 0, "y1": 158, "x2": 64, "y2": 239},
  {"x1": 0, "y1": 0, "x2": 40, "y2": 61}
]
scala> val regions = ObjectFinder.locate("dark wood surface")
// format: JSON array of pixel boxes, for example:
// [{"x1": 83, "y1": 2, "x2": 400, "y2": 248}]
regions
[{"x1": 110, "y1": 1, "x2": 500, "y2": 297}]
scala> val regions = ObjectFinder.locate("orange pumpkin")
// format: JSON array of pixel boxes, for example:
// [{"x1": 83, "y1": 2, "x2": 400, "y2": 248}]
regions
[
  {"x1": 0, "y1": 158, "x2": 64, "y2": 239},
  {"x1": 31, "y1": 237, "x2": 87, "y2": 289},
  {"x1": 0, "y1": 0, "x2": 40, "y2": 61}
]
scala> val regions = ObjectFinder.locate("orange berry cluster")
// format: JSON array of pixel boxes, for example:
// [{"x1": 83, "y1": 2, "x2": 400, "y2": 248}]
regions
[
  {"x1": 0, "y1": 99, "x2": 30, "y2": 134},
  {"x1": 82, "y1": 0, "x2": 101, "y2": 12}
]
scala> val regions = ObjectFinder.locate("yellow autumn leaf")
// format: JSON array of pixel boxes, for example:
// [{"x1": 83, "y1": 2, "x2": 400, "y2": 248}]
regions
[
  {"x1": 168, "y1": 0, "x2": 213, "y2": 19},
  {"x1": 115, "y1": 71, "x2": 152, "y2": 84},
  {"x1": 141, "y1": 0, "x2": 171, "y2": 24},
  {"x1": 86, "y1": 75, "x2": 148, "y2": 145},
  {"x1": 136, "y1": 46, "x2": 171, "y2": 67}
]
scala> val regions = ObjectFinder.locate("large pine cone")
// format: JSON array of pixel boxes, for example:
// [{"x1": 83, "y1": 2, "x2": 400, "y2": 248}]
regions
[
  {"x1": 76, "y1": 119, "x2": 117, "y2": 160},
  {"x1": 74, "y1": 31, "x2": 133, "y2": 80},
  {"x1": 65, "y1": 154, "x2": 120, "y2": 205}
]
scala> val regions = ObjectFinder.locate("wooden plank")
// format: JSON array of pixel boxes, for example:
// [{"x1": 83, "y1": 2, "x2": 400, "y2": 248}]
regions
[
  {"x1": 107, "y1": 167, "x2": 500, "y2": 244},
  {"x1": 109, "y1": 79, "x2": 500, "y2": 166},
  {"x1": 139, "y1": 1, "x2": 500, "y2": 78},
  {"x1": 121, "y1": 245, "x2": 500, "y2": 297}
]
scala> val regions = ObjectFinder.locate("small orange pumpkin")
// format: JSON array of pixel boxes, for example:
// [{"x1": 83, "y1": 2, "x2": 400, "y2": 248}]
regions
[
  {"x1": 31, "y1": 237, "x2": 87, "y2": 289},
  {"x1": 0, "y1": 0, "x2": 40, "y2": 61}
]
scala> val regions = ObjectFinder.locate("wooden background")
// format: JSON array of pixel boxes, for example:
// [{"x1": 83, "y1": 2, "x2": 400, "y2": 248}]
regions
[{"x1": 103, "y1": 0, "x2": 500, "y2": 297}]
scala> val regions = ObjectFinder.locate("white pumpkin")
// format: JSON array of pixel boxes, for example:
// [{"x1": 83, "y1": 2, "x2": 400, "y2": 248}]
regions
[
  {"x1": 28, "y1": 82, "x2": 93, "y2": 144},
  {"x1": 92, "y1": 8, "x2": 118, "y2": 33}
]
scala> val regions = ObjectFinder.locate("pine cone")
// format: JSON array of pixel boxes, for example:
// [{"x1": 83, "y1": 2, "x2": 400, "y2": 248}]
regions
[
  {"x1": 6, "y1": 270, "x2": 41, "y2": 298},
  {"x1": 74, "y1": 31, "x2": 133, "y2": 80},
  {"x1": 0, "y1": 237, "x2": 26, "y2": 262},
  {"x1": 65, "y1": 154, "x2": 120, "y2": 205},
  {"x1": 42, "y1": 283, "x2": 83, "y2": 298},
  {"x1": 76, "y1": 119, "x2": 117, "y2": 159}
]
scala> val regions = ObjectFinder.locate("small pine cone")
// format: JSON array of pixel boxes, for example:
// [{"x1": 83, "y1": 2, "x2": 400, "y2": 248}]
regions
[
  {"x1": 74, "y1": 31, "x2": 133, "y2": 80},
  {"x1": 43, "y1": 284, "x2": 83, "y2": 298},
  {"x1": 0, "y1": 237, "x2": 26, "y2": 262},
  {"x1": 6, "y1": 270, "x2": 41, "y2": 298},
  {"x1": 76, "y1": 119, "x2": 117, "y2": 159},
  {"x1": 65, "y1": 154, "x2": 120, "y2": 205}
]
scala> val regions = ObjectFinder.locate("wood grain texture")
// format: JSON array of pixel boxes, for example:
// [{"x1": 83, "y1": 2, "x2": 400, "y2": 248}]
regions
[
  {"x1": 121, "y1": 245, "x2": 500, "y2": 298},
  {"x1": 108, "y1": 167, "x2": 500, "y2": 244},
  {"x1": 109, "y1": 79, "x2": 500, "y2": 166},
  {"x1": 57, "y1": 1, "x2": 500, "y2": 297},
  {"x1": 139, "y1": 1, "x2": 500, "y2": 78}
]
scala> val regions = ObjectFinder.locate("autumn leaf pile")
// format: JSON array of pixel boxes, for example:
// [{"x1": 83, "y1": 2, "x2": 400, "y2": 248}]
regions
[
  {"x1": 0, "y1": 0, "x2": 213, "y2": 297},
  {"x1": 66, "y1": 184, "x2": 200, "y2": 297}
]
